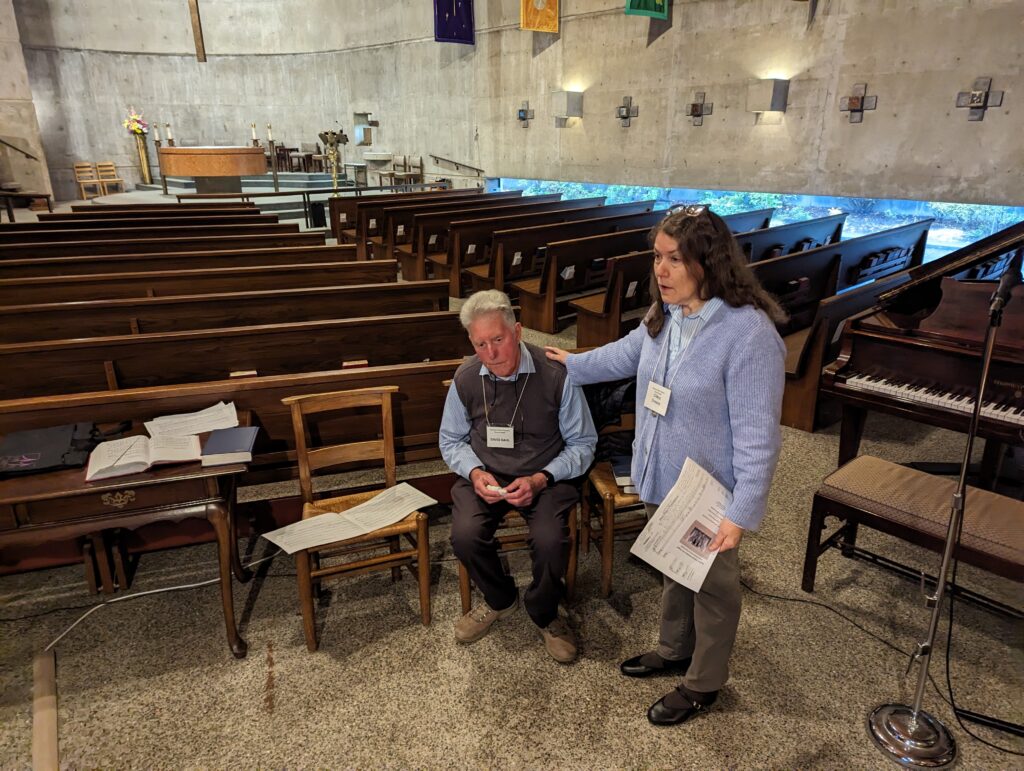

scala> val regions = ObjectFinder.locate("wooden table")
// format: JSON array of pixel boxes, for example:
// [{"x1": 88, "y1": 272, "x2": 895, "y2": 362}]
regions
[
  {"x1": 0, "y1": 191, "x2": 53, "y2": 222},
  {"x1": 158, "y1": 146, "x2": 267, "y2": 194},
  {"x1": 0, "y1": 460, "x2": 252, "y2": 657}
]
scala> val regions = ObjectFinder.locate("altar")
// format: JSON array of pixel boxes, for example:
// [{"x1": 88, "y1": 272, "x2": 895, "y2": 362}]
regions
[{"x1": 157, "y1": 146, "x2": 267, "y2": 193}]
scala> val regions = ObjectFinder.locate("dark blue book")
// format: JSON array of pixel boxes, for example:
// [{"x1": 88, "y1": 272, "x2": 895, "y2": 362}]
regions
[
  {"x1": 610, "y1": 455, "x2": 633, "y2": 485},
  {"x1": 201, "y1": 426, "x2": 258, "y2": 467}
]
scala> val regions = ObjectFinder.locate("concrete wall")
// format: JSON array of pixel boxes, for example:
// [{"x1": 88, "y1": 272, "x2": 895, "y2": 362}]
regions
[
  {"x1": 0, "y1": 0, "x2": 50, "y2": 195},
  {"x1": 12, "y1": 0, "x2": 1023, "y2": 205}
]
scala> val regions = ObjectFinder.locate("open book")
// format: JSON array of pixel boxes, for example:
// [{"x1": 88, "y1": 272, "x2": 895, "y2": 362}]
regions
[{"x1": 85, "y1": 435, "x2": 201, "y2": 481}]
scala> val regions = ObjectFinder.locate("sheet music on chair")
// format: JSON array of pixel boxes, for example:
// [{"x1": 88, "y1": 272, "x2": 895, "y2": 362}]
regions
[
  {"x1": 630, "y1": 458, "x2": 732, "y2": 592},
  {"x1": 262, "y1": 483, "x2": 437, "y2": 554}
]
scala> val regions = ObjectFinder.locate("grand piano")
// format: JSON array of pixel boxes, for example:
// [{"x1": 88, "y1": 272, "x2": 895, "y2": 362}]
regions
[{"x1": 821, "y1": 220, "x2": 1024, "y2": 481}]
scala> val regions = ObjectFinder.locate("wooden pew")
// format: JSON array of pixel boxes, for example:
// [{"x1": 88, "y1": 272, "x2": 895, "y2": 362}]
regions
[
  {"x1": 68, "y1": 203, "x2": 256, "y2": 213},
  {"x1": 0, "y1": 280, "x2": 449, "y2": 343},
  {"x1": 0, "y1": 311, "x2": 469, "y2": 400},
  {"x1": 513, "y1": 208, "x2": 788, "y2": 332},
  {"x1": 0, "y1": 221, "x2": 299, "y2": 245},
  {"x1": 452, "y1": 201, "x2": 658, "y2": 298},
  {"x1": 571, "y1": 251, "x2": 654, "y2": 346},
  {"x1": 0, "y1": 231, "x2": 325, "y2": 259},
  {"x1": 717, "y1": 207, "x2": 775, "y2": 233},
  {"x1": 380, "y1": 192, "x2": 565, "y2": 266},
  {"x1": 41, "y1": 206, "x2": 260, "y2": 221},
  {"x1": 514, "y1": 229, "x2": 651, "y2": 332},
  {"x1": 352, "y1": 191, "x2": 523, "y2": 260},
  {"x1": 737, "y1": 213, "x2": 847, "y2": 263},
  {"x1": 329, "y1": 187, "x2": 479, "y2": 239},
  {"x1": 465, "y1": 207, "x2": 663, "y2": 297},
  {"x1": 0, "y1": 214, "x2": 281, "y2": 231},
  {"x1": 408, "y1": 197, "x2": 606, "y2": 285},
  {"x1": 0, "y1": 260, "x2": 398, "y2": 304},
  {"x1": 0, "y1": 244, "x2": 357, "y2": 279}
]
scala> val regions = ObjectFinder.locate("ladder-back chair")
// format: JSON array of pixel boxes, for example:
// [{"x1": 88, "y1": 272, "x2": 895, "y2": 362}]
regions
[
  {"x1": 73, "y1": 162, "x2": 103, "y2": 200},
  {"x1": 282, "y1": 386, "x2": 431, "y2": 651},
  {"x1": 96, "y1": 161, "x2": 126, "y2": 194}
]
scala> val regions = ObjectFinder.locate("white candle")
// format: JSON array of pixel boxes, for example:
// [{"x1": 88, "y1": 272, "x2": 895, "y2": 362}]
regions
[
  {"x1": 266, "y1": 123, "x2": 273, "y2": 142},
  {"x1": 165, "y1": 123, "x2": 173, "y2": 140},
  {"x1": 154, "y1": 124, "x2": 161, "y2": 141},
  {"x1": 251, "y1": 123, "x2": 257, "y2": 140}
]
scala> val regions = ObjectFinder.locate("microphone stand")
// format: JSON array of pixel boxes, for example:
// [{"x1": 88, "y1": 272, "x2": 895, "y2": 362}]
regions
[{"x1": 867, "y1": 270, "x2": 1019, "y2": 768}]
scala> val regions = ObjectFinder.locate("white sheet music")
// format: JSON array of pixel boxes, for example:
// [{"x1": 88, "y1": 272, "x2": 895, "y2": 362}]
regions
[
  {"x1": 262, "y1": 483, "x2": 437, "y2": 554},
  {"x1": 145, "y1": 401, "x2": 239, "y2": 437},
  {"x1": 629, "y1": 458, "x2": 731, "y2": 592}
]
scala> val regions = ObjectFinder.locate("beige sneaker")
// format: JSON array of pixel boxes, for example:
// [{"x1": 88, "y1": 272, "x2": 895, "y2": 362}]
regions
[
  {"x1": 540, "y1": 617, "x2": 577, "y2": 663},
  {"x1": 454, "y1": 595, "x2": 518, "y2": 643}
]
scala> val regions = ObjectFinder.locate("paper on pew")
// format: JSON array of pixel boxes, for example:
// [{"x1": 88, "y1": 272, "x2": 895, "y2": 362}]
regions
[
  {"x1": 262, "y1": 483, "x2": 438, "y2": 554},
  {"x1": 145, "y1": 401, "x2": 239, "y2": 438}
]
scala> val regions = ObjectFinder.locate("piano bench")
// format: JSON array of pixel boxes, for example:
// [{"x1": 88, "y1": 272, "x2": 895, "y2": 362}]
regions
[{"x1": 802, "y1": 455, "x2": 1024, "y2": 593}]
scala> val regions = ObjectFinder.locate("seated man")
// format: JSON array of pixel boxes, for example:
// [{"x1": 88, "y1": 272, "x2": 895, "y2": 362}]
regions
[{"x1": 440, "y1": 290, "x2": 597, "y2": 663}]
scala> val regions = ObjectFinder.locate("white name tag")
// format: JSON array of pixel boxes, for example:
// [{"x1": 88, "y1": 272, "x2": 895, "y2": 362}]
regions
[
  {"x1": 512, "y1": 251, "x2": 523, "y2": 267},
  {"x1": 428, "y1": 234, "x2": 438, "y2": 246},
  {"x1": 644, "y1": 382, "x2": 671, "y2": 416},
  {"x1": 368, "y1": 218, "x2": 377, "y2": 229},
  {"x1": 486, "y1": 425, "x2": 514, "y2": 448},
  {"x1": 626, "y1": 280, "x2": 638, "y2": 298},
  {"x1": 339, "y1": 213, "x2": 347, "y2": 223},
  {"x1": 467, "y1": 243, "x2": 476, "y2": 255},
  {"x1": 396, "y1": 225, "x2": 405, "y2": 236}
]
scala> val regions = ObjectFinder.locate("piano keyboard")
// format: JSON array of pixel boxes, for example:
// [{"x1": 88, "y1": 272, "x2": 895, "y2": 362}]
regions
[{"x1": 842, "y1": 373, "x2": 1024, "y2": 426}]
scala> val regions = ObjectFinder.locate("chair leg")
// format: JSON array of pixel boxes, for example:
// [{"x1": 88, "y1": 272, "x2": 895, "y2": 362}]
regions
[
  {"x1": 457, "y1": 562, "x2": 472, "y2": 614},
  {"x1": 580, "y1": 485, "x2": 592, "y2": 555},
  {"x1": 389, "y1": 536, "x2": 402, "y2": 582},
  {"x1": 600, "y1": 499, "x2": 615, "y2": 598},
  {"x1": 801, "y1": 495, "x2": 827, "y2": 594},
  {"x1": 566, "y1": 504, "x2": 578, "y2": 600},
  {"x1": 296, "y1": 550, "x2": 319, "y2": 651},
  {"x1": 416, "y1": 513, "x2": 431, "y2": 626}
]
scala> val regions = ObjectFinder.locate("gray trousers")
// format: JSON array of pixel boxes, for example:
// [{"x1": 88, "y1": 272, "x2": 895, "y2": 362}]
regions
[{"x1": 646, "y1": 503, "x2": 742, "y2": 693}]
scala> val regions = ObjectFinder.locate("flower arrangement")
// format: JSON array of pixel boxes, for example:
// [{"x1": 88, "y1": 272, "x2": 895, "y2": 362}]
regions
[{"x1": 122, "y1": 107, "x2": 148, "y2": 135}]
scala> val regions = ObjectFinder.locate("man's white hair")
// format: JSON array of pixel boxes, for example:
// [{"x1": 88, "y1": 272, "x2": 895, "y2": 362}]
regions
[{"x1": 459, "y1": 289, "x2": 517, "y2": 330}]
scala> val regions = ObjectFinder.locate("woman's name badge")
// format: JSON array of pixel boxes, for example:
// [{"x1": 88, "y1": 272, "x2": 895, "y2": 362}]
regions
[
  {"x1": 644, "y1": 382, "x2": 671, "y2": 416},
  {"x1": 486, "y1": 426, "x2": 515, "y2": 448}
]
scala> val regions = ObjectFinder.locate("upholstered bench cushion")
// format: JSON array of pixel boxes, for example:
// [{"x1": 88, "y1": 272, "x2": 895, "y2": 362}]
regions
[{"x1": 818, "y1": 455, "x2": 1024, "y2": 569}]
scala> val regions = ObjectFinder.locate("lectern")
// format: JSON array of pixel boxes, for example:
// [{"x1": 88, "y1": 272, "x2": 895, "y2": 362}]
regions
[{"x1": 157, "y1": 146, "x2": 266, "y2": 194}]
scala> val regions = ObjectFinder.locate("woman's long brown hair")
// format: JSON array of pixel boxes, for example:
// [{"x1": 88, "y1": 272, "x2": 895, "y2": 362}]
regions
[{"x1": 645, "y1": 207, "x2": 787, "y2": 337}]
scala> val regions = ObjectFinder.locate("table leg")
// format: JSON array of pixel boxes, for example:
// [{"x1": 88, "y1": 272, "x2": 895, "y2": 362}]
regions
[{"x1": 208, "y1": 502, "x2": 248, "y2": 658}]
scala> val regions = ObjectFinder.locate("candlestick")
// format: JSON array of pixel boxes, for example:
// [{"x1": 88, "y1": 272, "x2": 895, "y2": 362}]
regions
[
  {"x1": 266, "y1": 123, "x2": 273, "y2": 141},
  {"x1": 153, "y1": 124, "x2": 161, "y2": 141},
  {"x1": 251, "y1": 123, "x2": 257, "y2": 140},
  {"x1": 165, "y1": 123, "x2": 173, "y2": 141}
]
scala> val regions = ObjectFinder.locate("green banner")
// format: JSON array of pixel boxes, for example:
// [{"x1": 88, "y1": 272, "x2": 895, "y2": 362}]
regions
[{"x1": 625, "y1": 0, "x2": 668, "y2": 20}]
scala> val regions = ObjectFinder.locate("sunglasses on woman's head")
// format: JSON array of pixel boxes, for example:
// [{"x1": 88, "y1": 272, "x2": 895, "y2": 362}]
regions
[{"x1": 665, "y1": 203, "x2": 708, "y2": 218}]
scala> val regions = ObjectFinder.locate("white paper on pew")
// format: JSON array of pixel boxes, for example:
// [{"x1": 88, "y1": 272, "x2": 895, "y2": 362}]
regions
[
  {"x1": 261, "y1": 483, "x2": 438, "y2": 554},
  {"x1": 466, "y1": 243, "x2": 476, "y2": 254},
  {"x1": 512, "y1": 251, "x2": 523, "y2": 266},
  {"x1": 560, "y1": 265, "x2": 575, "y2": 281},
  {"x1": 428, "y1": 234, "x2": 437, "y2": 246},
  {"x1": 339, "y1": 212, "x2": 347, "y2": 223},
  {"x1": 368, "y1": 218, "x2": 377, "y2": 229},
  {"x1": 626, "y1": 280, "x2": 638, "y2": 298},
  {"x1": 145, "y1": 401, "x2": 239, "y2": 438},
  {"x1": 629, "y1": 458, "x2": 730, "y2": 592},
  {"x1": 396, "y1": 225, "x2": 405, "y2": 236}
]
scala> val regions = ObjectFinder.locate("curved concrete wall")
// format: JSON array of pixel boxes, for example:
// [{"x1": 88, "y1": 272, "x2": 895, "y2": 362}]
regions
[{"x1": 13, "y1": 0, "x2": 1023, "y2": 205}]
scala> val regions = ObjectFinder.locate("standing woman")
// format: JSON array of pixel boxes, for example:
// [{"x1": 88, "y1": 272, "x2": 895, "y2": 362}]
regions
[{"x1": 546, "y1": 205, "x2": 787, "y2": 726}]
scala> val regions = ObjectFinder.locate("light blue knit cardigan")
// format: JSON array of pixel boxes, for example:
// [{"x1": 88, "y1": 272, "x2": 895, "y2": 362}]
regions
[{"x1": 566, "y1": 302, "x2": 785, "y2": 531}]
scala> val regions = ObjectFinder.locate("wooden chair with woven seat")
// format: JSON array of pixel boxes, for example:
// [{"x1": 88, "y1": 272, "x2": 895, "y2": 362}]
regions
[
  {"x1": 73, "y1": 162, "x2": 103, "y2": 200},
  {"x1": 282, "y1": 385, "x2": 431, "y2": 652},
  {"x1": 96, "y1": 161, "x2": 125, "y2": 194}
]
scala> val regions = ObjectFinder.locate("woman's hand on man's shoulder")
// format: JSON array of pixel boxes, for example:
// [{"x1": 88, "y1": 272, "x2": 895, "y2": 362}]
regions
[{"x1": 544, "y1": 346, "x2": 569, "y2": 365}]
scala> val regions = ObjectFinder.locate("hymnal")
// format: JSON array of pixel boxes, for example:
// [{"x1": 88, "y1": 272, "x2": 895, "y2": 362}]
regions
[
  {"x1": 201, "y1": 427, "x2": 259, "y2": 467},
  {"x1": 610, "y1": 455, "x2": 633, "y2": 487},
  {"x1": 85, "y1": 435, "x2": 201, "y2": 481}
]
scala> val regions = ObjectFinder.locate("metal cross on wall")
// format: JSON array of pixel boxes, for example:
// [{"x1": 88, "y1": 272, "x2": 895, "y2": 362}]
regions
[
  {"x1": 687, "y1": 92, "x2": 713, "y2": 126},
  {"x1": 617, "y1": 96, "x2": 639, "y2": 127},
  {"x1": 839, "y1": 83, "x2": 877, "y2": 123},
  {"x1": 956, "y1": 77, "x2": 1004, "y2": 121},
  {"x1": 517, "y1": 101, "x2": 535, "y2": 128}
]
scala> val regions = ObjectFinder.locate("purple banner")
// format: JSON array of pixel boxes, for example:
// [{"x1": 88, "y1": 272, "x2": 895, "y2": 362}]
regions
[{"x1": 434, "y1": 0, "x2": 475, "y2": 45}]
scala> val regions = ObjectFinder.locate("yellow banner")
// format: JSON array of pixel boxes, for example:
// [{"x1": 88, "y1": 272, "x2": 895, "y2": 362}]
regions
[{"x1": 521, "y1": 0, "x2": 558, "y2": 33}]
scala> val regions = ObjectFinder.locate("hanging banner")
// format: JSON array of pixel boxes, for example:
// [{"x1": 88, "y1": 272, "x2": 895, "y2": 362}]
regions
[
  {"x1": 625, "y1": 0, "x2": 669, "y2": 20},
  {"x1": 435, "y1": 0, "x2": 475, "y2": 45},
  {"x1": 521, "y1": 0, "x2": 559, "y2": 33}
]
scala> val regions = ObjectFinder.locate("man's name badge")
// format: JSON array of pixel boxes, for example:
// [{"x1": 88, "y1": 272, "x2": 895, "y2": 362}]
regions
[
  {"x1": 486, "y1": 426, "x2": 515, "y2": 448},
  {"x1": 644, "y1": 382, "x2": 671, "y2": 416}
]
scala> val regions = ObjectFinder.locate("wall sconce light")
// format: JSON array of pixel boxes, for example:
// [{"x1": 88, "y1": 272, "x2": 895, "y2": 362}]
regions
[
  {"x1": 746, "y1": 78, "x2": 789, "y2": 113},
  {"x1": 552, "y1": 90, "x2": 584, "y2": 127},
  {"x1": 616, "y1": 96, "x2": 639, "y2": 127},
  {"x1": 517, "y1": 101, "x2": 535, "y2": 128}
]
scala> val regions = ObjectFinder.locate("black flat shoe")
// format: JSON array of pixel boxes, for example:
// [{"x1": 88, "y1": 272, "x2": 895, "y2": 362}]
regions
[
  {"x1": 647, "y1": 687, "x2": 710, "y2": 726},
  {"x1": 620, "y1": 652, "x2": 692, "y2": 678}
]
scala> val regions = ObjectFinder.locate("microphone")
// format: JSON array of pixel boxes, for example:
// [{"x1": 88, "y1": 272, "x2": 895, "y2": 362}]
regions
[{"x1": 990, "y1": 249, "x2": 1023, "y2": 315}]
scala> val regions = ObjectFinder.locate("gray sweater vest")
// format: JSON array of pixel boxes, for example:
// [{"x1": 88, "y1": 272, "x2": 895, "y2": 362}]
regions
[{"x1": 453, "y1": 343, "x2": 567, "y2": 479}]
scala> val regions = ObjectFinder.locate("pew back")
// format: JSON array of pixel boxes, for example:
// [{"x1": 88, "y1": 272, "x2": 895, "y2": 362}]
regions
[
  {"x1": 736, "y1": 213, "x2": 847, "y2": 263},
  {"x1": 329, "y1": 187, "x2": 477, "y2": 238},
  {"x1": 0, "y1": 222, "x2": 299, "y2": 245},
  {"x1": 0, "y1": 231, "x2": 325, "y2": 259},
  {"x1": 0, "y1": 214, "x2": 280, "y2": 231}
]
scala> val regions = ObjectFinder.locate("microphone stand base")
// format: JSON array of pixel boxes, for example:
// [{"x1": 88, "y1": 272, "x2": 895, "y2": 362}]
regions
[{"x1": 868, "y1": 704, "x2": 957, "y2": 768}]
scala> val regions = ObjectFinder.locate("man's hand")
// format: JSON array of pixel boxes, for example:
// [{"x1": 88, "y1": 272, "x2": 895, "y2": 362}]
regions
[
  {"x1": 470, "y1": 468, "x2": 505, "y2": 504},
  {"x1": 503, "y1": 473, "x2": 547, "y2": 508},
  {"x1": 709, "y1": 518, "x2": 744, "y2": 553}
]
